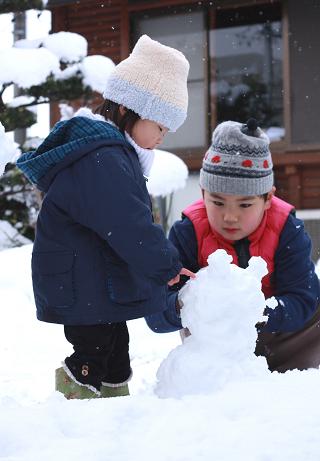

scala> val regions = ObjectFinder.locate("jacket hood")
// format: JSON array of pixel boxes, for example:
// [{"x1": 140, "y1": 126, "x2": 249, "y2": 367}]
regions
[{"x1": 16, "y1": 111, "x2": 128, "y2": 191}]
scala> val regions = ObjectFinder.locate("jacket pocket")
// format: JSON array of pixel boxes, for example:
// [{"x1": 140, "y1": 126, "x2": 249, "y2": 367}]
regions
[
  {"x1": 106, "y1": 260, "x2": 151, "y2": 305},
  {"x1": 32, "y1": 251, "x2": 75, "y2": 308}
]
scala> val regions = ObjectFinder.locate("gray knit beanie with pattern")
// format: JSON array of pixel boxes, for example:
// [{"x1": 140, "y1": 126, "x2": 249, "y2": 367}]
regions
[{"x1": 200, "y1": 119, "x2": 274, "y2": 196}]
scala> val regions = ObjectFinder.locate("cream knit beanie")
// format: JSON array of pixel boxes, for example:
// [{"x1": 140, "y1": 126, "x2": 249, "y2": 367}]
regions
[{"x1": 103, "y1": 35, "x2": 189, "y2": 132}]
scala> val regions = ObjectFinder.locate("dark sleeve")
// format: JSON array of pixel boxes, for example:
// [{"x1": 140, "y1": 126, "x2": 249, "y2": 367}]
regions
[
  {"x1": 145, "y1": 216, "x2": 200, "y2": 333},
  {"x1": 49, "y1": 146, "x2": 182, "y2": 284},
  {"x1": 264, "y1": 213, "x2": 320, "y2": 332}
]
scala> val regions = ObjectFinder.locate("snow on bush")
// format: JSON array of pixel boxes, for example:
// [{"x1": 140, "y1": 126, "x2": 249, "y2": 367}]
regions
[
  {"x1": 81, "y1": 55, "x2": 115, "y2": 93},
  {"x1": 0, "y1": 220, "x2": 32, "y2": 250},
  {"x1": 1, "y1": 32, "x2": 115, "y2": 93},
  {"x1": 147, "y1": 149, "x2": 188, "y2": 197},
  {"x1": 43, "y1": 31, "x2": 87, "y2": 62},
  {"x1": 0, "y1": 122, "x2": 19, "y2": 176},
  {"x1": 0, "y1": 47, "x2": 60, "y2": 88}
]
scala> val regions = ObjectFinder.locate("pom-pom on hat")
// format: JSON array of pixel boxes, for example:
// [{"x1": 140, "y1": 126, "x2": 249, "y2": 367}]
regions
[
  {"x1": 103, "y1": 34, "x2": 189, "y2": 132},
  {"x1": 200, "y1": 119, "x2": 274, "y2": 196}
]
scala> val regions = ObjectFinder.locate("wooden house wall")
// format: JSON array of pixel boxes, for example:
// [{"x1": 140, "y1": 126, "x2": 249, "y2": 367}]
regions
[
  {"x1": 51, "y1": 0, "x2": 124, "y2": 64},
  {"x1": 50, "y1": 0, "x2": 125, "y2": 119},
  {"x1": 49, "y1": 0, "x2": 320, "y2": 210}
]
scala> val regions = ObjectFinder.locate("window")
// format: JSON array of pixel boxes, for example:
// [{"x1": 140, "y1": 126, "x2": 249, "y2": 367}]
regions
[
  {"x1": 211, "y1": 4, "x2": 283, "y2": 140},
  {"x1": 131, "y1": 2, "x2": 283, "y2": 163}
]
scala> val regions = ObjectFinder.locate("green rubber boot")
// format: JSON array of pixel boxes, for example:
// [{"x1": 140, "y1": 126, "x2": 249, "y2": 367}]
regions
[
  {"x1": 100, "y1": 383, "x2": 129, "y2": 398},
  {"x1": 55, "y1": 367, "x2": 100, "y2": 400}
]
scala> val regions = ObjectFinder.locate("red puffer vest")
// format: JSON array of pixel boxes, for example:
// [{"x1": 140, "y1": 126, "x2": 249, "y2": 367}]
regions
[{"x1": 183, "y1": 196, "x2": 293, "y2": 298}]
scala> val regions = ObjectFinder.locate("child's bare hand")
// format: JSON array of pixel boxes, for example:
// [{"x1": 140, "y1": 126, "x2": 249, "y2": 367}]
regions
[{"x1": 168, "y1": 267, "x2": 196, "y2": 286}]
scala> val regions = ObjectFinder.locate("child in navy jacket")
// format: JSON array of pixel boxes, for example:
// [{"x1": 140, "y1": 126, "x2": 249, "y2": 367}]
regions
[
  {"x1": 146, "y1": 119, "x2": 320, "y2": 373},
  {"x1": 17, "y1": 35, "x2": 194, "y2": 399}
]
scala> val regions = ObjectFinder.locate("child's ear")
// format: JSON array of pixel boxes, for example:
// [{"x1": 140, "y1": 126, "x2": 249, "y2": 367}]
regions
[
  {"x1": 119, "y1": 105, "x2": 127, "y2": 116},
  {"x1": 264, "y1": 186, "x2": 276, "y2": 210}
]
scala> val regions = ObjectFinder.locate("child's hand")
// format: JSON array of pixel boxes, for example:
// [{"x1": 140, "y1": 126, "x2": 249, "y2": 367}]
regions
[{"x1": 168, "y1": 268, "x2": 196, "y2": 286}]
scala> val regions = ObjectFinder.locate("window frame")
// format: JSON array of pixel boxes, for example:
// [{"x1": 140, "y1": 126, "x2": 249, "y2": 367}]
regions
[
  {"x1": 128, "y1": 0, "x2": 288, "y2": 170},
  {"x1": 130, "y1": 3, "x2": 210, "y2": 166}
]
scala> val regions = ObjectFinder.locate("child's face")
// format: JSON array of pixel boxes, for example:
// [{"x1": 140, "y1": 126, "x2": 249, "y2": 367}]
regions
[
  {"x1": 203, "y1": 190, "x2": 273, "y2": 241},
  {"x1": 131, "y1": 119, "x2": 168, "y2": 149}
]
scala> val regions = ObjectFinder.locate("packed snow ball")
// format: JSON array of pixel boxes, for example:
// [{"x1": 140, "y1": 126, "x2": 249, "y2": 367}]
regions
[{"x1": 156, "y1": 249, "x2": 270, "y2": 398}]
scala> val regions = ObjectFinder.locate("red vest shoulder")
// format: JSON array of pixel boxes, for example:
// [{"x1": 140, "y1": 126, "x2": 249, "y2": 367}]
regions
[{"x1": 183, "y1": 196, "x2": 294, "y2": 297}]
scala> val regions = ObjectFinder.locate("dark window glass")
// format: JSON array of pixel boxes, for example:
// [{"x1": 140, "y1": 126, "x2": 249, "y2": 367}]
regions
[
  {"x1": 288, "y1": 0, "x2": 320, "y2": 144},
  {"x1": 210, "y1": 4, "x2": 284, "y2": 140},
  {"x1": 131, "y1": 2, "x2": 284, "y2": 158}
]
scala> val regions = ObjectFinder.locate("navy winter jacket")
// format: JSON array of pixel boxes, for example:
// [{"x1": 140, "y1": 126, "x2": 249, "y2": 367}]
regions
[
  {"x1": 145, "y1": 212, "x2": 320, "y2": 334},
  {"x1": 17, "y1": 115, "x2": 182, "y2": 325}
]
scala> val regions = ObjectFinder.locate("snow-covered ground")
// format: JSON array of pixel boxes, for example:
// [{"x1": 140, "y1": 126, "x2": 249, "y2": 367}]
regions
[{"x1": 1, "y1": 244, "x2": 320, "y2": 460}]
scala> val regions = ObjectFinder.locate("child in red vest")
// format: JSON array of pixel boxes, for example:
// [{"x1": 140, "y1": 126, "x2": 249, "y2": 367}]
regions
[{"x1": 146, "y1": 119, "x2": 320, "y2": 373}]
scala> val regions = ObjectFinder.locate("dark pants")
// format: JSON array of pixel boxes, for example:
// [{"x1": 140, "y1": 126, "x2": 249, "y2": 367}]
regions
[{"x1": 64, "y1": 322, "x2": 131, "y2": 391}]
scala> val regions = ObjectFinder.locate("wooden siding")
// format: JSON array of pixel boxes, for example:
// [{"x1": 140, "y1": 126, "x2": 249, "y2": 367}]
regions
[
  {"x1": 51, "y1": 0, "x2": 124, "y2": 63},
  {"x1": 50, "y1": 0, "x2": 125, "y2": 123},
  {"x1": 273, "y1": 152, "x2": 320, "y2": 209}
]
